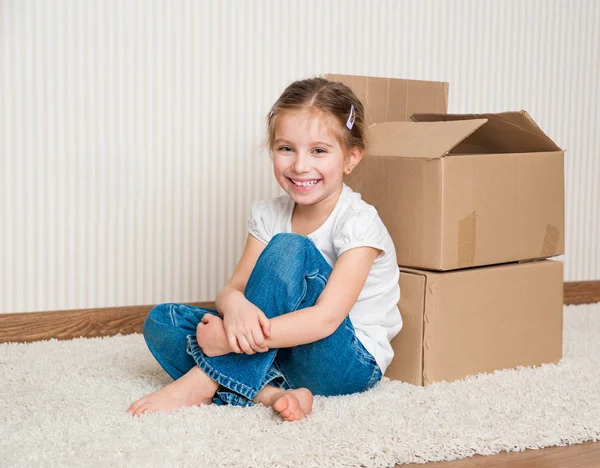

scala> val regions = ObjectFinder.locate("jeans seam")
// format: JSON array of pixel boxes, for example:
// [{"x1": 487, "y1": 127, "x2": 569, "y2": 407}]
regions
[
  {"x1": 358, "y1": 346, "x2": 377, "y2": 365},
  {"x1": 365, "y1": 366, "x2": 382, "y2": 390},
  {"x1": 304, "y1": 270, "x2": 320, "y2": 279},
  {"x1": 261, "y1": 366, "x2": 282, "y2": 387},
  {"x1": 271, "y1": 361, "x2": 293, "y2": 390},
  {"x1": 290, "y1": 272, "x2": 309, "y2": 312},
  {"x1": 343, "y1": 320, "x2": 377, "y2": 365},
  {"x1": 309, "y1": 272, "x2": 329, "y2": 284},
  {"x1": 168, "y1": 303, "x2": 177, "y2": 327},
  {"x1": 217, "y1": 391, "x2": 254, "y2": 407}
]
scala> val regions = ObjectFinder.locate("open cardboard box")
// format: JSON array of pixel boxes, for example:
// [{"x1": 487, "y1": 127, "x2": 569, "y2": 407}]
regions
[
  {"x1": 385, "y1": 259, "x2": 564, "y2": 386},
  {"x1": 346, "y1": 111, "x2": 565, "y2": 270}
]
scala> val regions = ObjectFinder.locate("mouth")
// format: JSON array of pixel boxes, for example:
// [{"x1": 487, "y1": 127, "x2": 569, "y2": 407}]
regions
[{"x1": 288, "y1": 178, "x2": 321, "y2": 191}]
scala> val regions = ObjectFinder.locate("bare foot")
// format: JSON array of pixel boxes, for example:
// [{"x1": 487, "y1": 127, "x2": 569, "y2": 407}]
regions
[
  {"x1": 126, "y1": 366, "x2": 218, "y2": 417},
  {"x1": 271, "y1": 388, "x2": 313, "y2": 422}
]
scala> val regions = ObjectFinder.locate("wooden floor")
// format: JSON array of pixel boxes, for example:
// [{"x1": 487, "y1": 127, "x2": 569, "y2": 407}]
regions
[{"x1": 401, "y1": 440, "x2": 600, "y2": 467}]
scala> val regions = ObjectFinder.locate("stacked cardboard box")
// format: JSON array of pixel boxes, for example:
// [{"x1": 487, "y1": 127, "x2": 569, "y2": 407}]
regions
[{"x1": 327, "y1": 74, "x2": 565, "y2": 386}]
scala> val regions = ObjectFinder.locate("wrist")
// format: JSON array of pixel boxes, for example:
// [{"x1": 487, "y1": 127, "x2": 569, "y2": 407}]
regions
[
  {"x1": 216, "y1": 288, "x2": 245, "y2": 314},
  {"x1": 223, "y1": 335, "x2": 235, "y2": 354}
]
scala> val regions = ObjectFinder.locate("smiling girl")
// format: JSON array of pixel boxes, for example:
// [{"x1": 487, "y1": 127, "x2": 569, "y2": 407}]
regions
[{"x1": 127, "y1": 77, "x2": 402, "y2": 422}]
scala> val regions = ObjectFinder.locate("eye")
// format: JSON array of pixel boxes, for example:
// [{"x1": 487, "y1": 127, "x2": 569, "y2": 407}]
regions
[
  {"x1": 278, "y1": 146, "x2": 293, "y2": 152},
  {"x1": 313, "y1": 148, "x2": 327, "y2": 154}
]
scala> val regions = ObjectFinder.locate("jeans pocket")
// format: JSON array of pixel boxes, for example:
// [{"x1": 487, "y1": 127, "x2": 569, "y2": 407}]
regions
[
  {"x1": 351, "y1": 332, "x2": 382, "y2": 391},
  {"x1": 342, "y1": 320, "x2": 378, "y2": 366},
  {"x1": 355, "y1": 338, "x2": 378, "y2": 367}
]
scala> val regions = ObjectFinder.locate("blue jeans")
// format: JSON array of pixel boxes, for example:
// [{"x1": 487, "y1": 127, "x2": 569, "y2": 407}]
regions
[{"x1": 142, "y1": 233, "x2": 382, "y2": 407}]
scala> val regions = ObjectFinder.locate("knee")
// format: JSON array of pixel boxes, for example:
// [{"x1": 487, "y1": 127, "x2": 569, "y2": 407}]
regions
[
  {"x1": 265, "y1": 233, "x2": 313, "y2": 258},
  {"x1": 250, "y1": 234, "x2": 318, "y2": 283},
  {"x1": 142, "y1": 303, "x2": 176, "y2": 338}
]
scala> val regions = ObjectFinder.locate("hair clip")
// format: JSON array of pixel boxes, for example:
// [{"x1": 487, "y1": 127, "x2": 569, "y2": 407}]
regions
[{"x1": 346, "y1": 105, "x2": 355, "y2": 130}]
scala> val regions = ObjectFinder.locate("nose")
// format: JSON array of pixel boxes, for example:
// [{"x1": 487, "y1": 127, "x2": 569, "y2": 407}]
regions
[{"x1": 292, "y1": 151, "x2": 311, "y2": 174}]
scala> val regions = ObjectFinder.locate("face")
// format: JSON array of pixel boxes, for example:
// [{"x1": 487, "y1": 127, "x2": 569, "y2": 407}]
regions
[{"x1": 271, "y1": 109, "x2": 360, "y2": 208}]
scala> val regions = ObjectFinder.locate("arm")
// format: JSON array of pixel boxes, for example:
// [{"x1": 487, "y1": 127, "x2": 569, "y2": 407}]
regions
[{"x1": 263, "y1": 246, "x2": 382, "y2": 349}]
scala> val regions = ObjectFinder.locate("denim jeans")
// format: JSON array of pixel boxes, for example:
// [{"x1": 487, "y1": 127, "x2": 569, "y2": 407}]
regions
[{"x1": 142, "y1": 233, "x2": 382, "y2": 407}]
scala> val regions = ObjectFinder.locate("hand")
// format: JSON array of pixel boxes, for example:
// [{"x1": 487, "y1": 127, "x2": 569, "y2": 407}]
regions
[
  {"x1": 220, "y1": 294, "x2": 271, "y2": 355},
  {"x1": 196, "y1": 314, "x2": 234, "y2": 358}
]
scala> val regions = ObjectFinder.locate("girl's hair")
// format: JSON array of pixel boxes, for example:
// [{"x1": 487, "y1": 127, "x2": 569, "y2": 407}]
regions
[{"x1": 266, "y1": 77, "x2": 367, "y2": 154}]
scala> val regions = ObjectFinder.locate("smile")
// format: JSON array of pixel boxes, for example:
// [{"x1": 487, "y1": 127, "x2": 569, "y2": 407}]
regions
[{"x1": 291, "y1": 179, "x2": 320, "y2": 187}]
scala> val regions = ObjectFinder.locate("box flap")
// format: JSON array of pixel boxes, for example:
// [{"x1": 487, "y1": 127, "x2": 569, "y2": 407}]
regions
[
  {"x1": 411, "y1": 111, "x2": 561, "y2": 154},
  {"x1": 324, "y1": 73, "x2": 449, "y2": 125},
  {"x1": 368, "y1": 120, "x2": 488, "y2": 159}
]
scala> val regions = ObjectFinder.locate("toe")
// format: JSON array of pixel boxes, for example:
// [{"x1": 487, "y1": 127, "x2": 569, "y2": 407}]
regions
[
  {"x1": 133, "y1": 403, "x2": 148, "y2": 417},
  {"x1": 128, "y1": 399, "x2": 144, "y2": 412},
  {"x1": 273, "y1": 396, "x2": 288, "y2": 413}
]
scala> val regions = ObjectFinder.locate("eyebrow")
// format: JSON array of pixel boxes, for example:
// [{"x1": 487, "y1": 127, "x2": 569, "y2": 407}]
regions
[{"x1": 274, "y1": 139, "x2": 334, "y2": 148}]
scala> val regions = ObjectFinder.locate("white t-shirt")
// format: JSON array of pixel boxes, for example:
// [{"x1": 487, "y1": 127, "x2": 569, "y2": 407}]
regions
[{"x1": 247, "y1": 183, "x2": 402, "y2": 374}]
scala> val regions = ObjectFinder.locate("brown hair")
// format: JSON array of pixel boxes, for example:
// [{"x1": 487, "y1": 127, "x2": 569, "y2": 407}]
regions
[{"x1": 266, "y1": 77, "x2": 367, "y2": 155}]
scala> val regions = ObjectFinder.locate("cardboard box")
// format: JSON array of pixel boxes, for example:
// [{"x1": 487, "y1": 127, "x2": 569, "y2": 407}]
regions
[
  {"x1": 324, "y1": 73, "x2": 448, "y2": 125},
  {"x1": 385, "y1": 259, "x2": 564, "y2": 386},
  {"x1": 346, "y1": 111, "x2": 565, "y2": 270}
]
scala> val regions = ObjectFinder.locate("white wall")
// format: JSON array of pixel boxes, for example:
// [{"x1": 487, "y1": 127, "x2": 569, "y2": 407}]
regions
[{"x1": 1, "y1": 0, "x2": 598, "y2": 314}]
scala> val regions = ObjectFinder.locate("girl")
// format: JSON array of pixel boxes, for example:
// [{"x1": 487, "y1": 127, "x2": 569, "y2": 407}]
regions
[{"x1": 127, "y1": 77, "x2": 402, "y2": 422}]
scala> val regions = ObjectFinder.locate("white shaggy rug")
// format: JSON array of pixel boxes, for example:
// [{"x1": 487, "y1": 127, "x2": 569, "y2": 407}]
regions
[{"x1": 1, "y1": 303, "x2": 599, "y2": 467}]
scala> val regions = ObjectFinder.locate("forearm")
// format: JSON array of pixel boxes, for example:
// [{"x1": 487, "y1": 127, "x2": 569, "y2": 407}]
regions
[
  {"x1": 215, "y1": 285, "x2": 245, "y2": 316},
  {"x1": 265, "y1": 305, "x2": 335, "y2": 349}
]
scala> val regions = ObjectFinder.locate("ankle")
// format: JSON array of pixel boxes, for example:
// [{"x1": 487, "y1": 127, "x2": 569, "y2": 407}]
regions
[
  {"x1": 180, "y1": 366, "x2": 219, "y2": 402},
  {"x1": 253, "y1": 385, "x2": 284, "y2": 407}
]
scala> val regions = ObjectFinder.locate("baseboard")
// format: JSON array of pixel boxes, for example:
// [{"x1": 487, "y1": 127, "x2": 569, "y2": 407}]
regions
[
  {"x1": 0, "y1": 302, "x2": 216, "y2": 344},
  {"x1": 564, "y1": 281, "x2": 600, "y2": 305},
  {"x1": 1, "y1": 281, "x2": 599, "y2": 344}
]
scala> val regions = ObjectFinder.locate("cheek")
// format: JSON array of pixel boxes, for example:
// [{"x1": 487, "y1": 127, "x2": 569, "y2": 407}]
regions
[
  {"x1": 323, "y1": 159, "x2": 344, "y2": 174},
  {"x1": 272, "y1": 158, "x2": 286, "y2": 175}
]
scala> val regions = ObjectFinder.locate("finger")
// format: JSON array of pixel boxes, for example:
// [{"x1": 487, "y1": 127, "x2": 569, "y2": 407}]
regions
[
  {"x1": 258, "y1": 312, "x2": 271, "y2": 337},
  {"x1": 201, "y1": 314, "x2": 213, "y2": 323},
  {"x1": 251, "y1": 328, "x2": 267, "y2": 349},
  {"x1": 237, "y1": 335, "x2": 255, "y2": 355},
  {"x1": 244, "y1": 326, "x2": 265, "y2": 351},
  {"x1": 227, "y1": 333, "x2": 242, "y2": 354}
]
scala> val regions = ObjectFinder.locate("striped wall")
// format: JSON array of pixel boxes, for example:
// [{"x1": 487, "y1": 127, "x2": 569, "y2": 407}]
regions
[{"x1": 1, "y1": 0, "x2": 598, "y2": 314}]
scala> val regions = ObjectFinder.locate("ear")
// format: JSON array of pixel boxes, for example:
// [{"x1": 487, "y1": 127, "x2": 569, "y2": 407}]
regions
[{"x1": 344, "y1": 146, "x2": 364, "y2": 175}]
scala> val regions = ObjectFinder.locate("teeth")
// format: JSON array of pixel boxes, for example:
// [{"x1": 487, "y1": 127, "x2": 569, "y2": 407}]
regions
[{"x1": 293, "y1": 179, "x2": 318, "y2": 187}]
